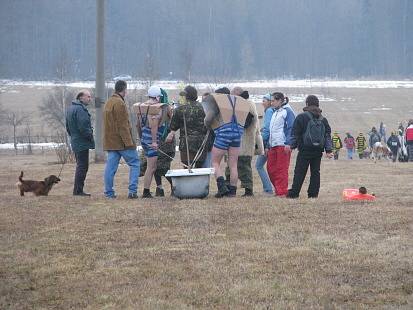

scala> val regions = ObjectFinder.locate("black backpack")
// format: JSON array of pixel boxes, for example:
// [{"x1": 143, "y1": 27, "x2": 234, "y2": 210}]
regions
[{"x1": 303, "y1": 112, "x2": 325, "y2": 149}]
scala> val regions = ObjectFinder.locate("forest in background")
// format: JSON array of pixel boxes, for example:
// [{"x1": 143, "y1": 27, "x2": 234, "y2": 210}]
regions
[{"x1": 1, "y1": 0, "x2": 413, "y2": 81}]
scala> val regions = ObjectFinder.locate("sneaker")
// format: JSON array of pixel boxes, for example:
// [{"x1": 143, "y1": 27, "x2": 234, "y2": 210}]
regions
[
  {"x1": 155, "y1": 187, "x2": 165, "y2": 197},
  {"x1": 105, "y1": 195, "x2": 117, "y2": 199},
  {"x1": 127, "y1": 193, "x2": 138, "y2": 199}
]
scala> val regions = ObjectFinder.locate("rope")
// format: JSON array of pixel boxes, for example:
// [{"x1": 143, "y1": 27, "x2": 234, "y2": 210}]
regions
[{"x1": 182, "y1": 111, "x2": 192, "y2": 172}]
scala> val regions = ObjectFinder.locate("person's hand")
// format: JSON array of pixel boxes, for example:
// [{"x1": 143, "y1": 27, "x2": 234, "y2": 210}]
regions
[
  {"x1": 284, "y1": 145, "x2": 291, "y2": 154},
  {"x1": 325, "y1": 152, "x2": 333, "y2": 159},
  {"x1": 151, "y1": 142, "x2": 158, "y2": 150},
  {"x1": 165, "y1": 132, "x2": 174, "y2": 143},
  {"x1": 264, "y1": 148, "x2": 269, "y2": 156}
]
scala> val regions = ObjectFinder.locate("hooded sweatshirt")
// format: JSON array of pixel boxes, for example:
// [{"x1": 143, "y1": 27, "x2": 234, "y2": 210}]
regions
[{"x1": 290, "y1": 105, "x2": 332, "y2": 156}]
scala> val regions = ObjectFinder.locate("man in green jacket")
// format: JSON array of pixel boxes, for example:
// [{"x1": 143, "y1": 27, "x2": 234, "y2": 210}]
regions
[
  {"x1": 66, "y1": 89, "x2": 95, "y2": 196},
  {"x1": 103, "y1": 80, "x2": 140, "y2": 199}
]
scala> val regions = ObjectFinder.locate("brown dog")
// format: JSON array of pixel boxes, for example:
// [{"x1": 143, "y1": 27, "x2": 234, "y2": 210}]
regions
[{"x1": 16, "y1": 171, "x2": 60, "y2": 196}]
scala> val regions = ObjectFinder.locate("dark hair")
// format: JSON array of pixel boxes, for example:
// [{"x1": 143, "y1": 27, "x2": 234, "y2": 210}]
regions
[
  {"x1": 272, "y1": 92, "x2": 289, "y2": 105},
  {"x1": 215, "y1": 87, "x2": 230, "y2": 95},
  {"x1": 115, "y1": 80, "x2": 127, "y2": 93},
  {"x1": 359, "y1": 186, "x2": 367, "y2": 194},
  {"x1": 305, "y1": 95, "x2": 319, "y2": 107},
  {"x1": 183, "y1": 85, "x2": 198, "y2": 101},
  {"x1": 240, "y1": 90, "x2": 249, "y2": 99},
  {"x1": 76, "y1": 92, "x2": 84, "y2": 100}
]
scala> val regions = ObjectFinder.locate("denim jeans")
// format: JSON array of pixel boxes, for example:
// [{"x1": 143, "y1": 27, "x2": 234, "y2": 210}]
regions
[
  {"x1": 347, "y1": 148, "x2": 354, "y2": 159},
  {"x1": 255, "y1": 154, "x2": 273, "y2": 193},
  {"x1": 104, "y1": 149, "x2": 140, "y2": 197}
]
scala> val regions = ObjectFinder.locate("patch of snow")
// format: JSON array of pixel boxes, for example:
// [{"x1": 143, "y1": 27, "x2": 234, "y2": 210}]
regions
[
  {"x1": 0, "y1": 143, "x2": 63, "y2": 150},
  {"x1": 3, "y1": 79, "x2": 413, "y2": 89},
  {"x1": 371, "y1": 107, "x2": 392, "y2": 111}
]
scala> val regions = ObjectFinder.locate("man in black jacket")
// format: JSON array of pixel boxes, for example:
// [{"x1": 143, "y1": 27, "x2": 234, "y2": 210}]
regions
[
  {"x1": 287, "y1": 95, "x2": 333, "y2": 199},
  {"x1": 66, "y1": 90, "x2": 95, "y2": 196}
]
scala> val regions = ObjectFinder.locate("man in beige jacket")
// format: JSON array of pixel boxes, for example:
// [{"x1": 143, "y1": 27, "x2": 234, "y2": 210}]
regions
[
  {"x1": 103, "y1": 80, "x2": 140, "y2": 199},
  {"x1": 225, "y1": 87, "x2": 264, "y2": 196}
]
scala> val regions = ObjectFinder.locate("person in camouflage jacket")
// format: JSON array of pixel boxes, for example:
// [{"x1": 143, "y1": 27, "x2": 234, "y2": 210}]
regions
[{"x1": 166, "y1": 85, "x2": 211, "y2": 168}]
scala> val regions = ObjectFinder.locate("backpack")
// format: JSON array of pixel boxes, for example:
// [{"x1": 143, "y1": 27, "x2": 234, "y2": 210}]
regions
[{"x1": 303, "y1": 112, "x2": 326, "y2": 149}]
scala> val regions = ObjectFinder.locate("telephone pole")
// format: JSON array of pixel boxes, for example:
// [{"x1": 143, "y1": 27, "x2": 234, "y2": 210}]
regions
[{"x1": 95, "y1": 0, "x2": 105, "y2": 162}]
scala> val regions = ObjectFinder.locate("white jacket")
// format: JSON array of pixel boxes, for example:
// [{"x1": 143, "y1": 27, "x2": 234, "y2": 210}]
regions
[{"x1": 268, "y1": 104, "x2": 296, "y2": 147}]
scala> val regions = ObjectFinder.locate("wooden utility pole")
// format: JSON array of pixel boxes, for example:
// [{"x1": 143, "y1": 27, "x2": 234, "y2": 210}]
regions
[{"x1": 95, "y1": 0, "x2": 105, "y2": 162}]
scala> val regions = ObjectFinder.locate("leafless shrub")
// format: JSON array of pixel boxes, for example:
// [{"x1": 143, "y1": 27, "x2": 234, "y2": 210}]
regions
[{"x1": 53, "y1": 132, "x2": 75, "y2": 164}]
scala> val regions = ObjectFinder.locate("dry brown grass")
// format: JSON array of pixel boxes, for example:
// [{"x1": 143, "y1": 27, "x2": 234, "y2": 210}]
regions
[{"x1": 1, "y1": 152, "x2": 412, "y2": 309}]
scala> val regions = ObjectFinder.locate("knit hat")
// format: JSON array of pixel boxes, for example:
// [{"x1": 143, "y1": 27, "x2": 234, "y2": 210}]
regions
[{"x1": 263, "y1": 93, "x2": 272, "y2": 101}]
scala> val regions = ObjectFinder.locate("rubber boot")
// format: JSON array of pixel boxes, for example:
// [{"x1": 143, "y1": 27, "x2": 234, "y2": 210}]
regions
[
  {"x1": 142, "y1": 188, "x2": 153, "y2": 198},
  {"x1": 242, "y1": 188, "x2": 254, "y2": 197},
  {"x1": 215, "y1": 176, "x2": 229, "y2": 198},
  {"x1": 155, "y1": 187, "x2": 165, "y2": 197},
  {"x1": 227, "y1": 185, "x2": 237, "y2": 197}
]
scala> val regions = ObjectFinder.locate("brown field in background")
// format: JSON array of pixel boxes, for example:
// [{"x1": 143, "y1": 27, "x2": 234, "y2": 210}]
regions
[
  {"x1": 0, "y1": 151, "x2": 412, "y2": 309},
  {"x1": 1, "y1": 86, "x2": 412, "y2": 309},
  {"x1": 1, "y1": 85, "x2": 413, "y2": 139}
]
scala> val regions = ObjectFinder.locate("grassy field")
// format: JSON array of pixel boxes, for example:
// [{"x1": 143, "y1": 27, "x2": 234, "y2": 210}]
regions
[
  {"x1": 1, "y1": 151, "x2": 412, "y2": 309},
  {"x1": 1, "y1": 85, "x2": 413, "y2": 309}
]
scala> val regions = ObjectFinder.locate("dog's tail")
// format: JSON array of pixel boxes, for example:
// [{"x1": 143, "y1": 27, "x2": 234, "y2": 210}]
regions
[{"x1": 19, "y1": 171, "x2": 24, "y2": 182}]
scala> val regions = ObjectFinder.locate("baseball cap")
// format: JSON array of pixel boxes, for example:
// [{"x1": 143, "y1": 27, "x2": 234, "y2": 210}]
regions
[{"x1": 147, "y1": 86, "x2": 162, "y2": 98}]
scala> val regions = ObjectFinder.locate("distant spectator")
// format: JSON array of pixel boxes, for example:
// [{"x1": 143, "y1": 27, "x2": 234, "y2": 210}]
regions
[
  {"x1": 369, "y1": 127, "x2": 381, "y2": 149},
  {"x1": 331, "y1": 132, "x2": 343, "y2": 160},
  {"x1": 355, "y1": 132, "x2": 367, "y2": 159},
  {"x1": 406, "y1": 119, "x2": 413, "y2": 161},
  {"x1": 344, "y1": 132, "x2": 355, "y2": 160},
  {"x1": 379, "y1": 122, "x2": 386, "y2": 142},
  {"x1": 386, "y1": 131, "x2": 400, "y2": 162}
]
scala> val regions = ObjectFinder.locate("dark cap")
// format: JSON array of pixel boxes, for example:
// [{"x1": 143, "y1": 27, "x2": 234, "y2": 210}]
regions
[{"x1": 179, "y1": 85, "x2": 198, "y2": 101}]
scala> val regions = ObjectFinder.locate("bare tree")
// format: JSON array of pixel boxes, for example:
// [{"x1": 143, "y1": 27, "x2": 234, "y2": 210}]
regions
[
  {"x1": 4, "y1": 110, "x2": 29, "y2": 154},
  {"x1": 38, "y1": 86, "x2": 76, "y2": 146},
  {"x1": 143, "y1": 43, "x2": 159, "y2": 87},
  {"x1": 24, "y1": 121, "x2": 33, "y2": 155}
]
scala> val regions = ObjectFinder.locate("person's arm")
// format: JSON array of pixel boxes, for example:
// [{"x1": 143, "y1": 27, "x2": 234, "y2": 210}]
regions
[
  {"x1": 76, "y1": 108, "x2": 94, "y2": 141},
  {"x1": 113, "y1": 101, "x2": 134, "y2": 147},
  {"x1": 261, "y1": 108, "x2": 273, "y2": 148},
  {"x1": 323, "y1": 118, "x2": 333, "y2": 153},
  {"x1": 283, "y1": 107, "x2": 295, "y2": 146}
]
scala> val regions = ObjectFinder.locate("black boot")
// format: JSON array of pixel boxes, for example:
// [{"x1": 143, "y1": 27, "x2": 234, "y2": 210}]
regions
[
  {"x1": 155, "y1": 187, "x2": 165, "y2": 197},
  {"x1": 142, "y1": 188, "x2": 153, "y2": 198},
  {"x1": 227, "y1": 185, "x2": 237, "y2": 197},
  {"x1": 242, "y1": 188, "x2": 253, "y2": 197},
  {"x1": 215, "y1": 176, "x2": 229, "y2": 198}
]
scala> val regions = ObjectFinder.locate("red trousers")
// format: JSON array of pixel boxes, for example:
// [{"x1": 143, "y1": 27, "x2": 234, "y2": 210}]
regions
[{"x1": 267, "y1": 146, "x2": 291, "y2": 196}]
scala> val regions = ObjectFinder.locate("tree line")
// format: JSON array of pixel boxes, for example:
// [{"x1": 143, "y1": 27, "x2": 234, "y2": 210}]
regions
[{"x1": 1, "y1": 0, "x2": 412, "y2": 81}]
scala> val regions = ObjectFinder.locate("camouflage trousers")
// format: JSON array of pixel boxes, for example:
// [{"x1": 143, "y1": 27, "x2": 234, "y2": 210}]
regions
[{"x1": 225, "y1": 155, "x2": 253, "y2": 190}]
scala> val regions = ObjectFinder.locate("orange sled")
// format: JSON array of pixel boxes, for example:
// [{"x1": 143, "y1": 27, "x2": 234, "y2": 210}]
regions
[{"x1": 342, "y1": 189, "x2": 376, "y2": 201}]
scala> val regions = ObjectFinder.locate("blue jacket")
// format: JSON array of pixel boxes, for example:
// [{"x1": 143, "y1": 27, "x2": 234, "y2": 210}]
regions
[
  {"x1": 261, "y1": 107, "x2": 275, "y2": 149},
  {"x1": 66, "y1": 101, "x2": 95, "y2": 152}
]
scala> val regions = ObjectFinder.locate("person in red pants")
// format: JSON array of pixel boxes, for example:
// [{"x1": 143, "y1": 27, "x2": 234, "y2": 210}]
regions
[{"x1": 266, "y1": 92, "x2": 296, "y2": 196}]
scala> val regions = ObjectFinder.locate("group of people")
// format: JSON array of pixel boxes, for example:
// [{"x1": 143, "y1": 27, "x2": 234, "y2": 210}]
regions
[
  {"x1": 65, "y1": 80, "x2": 335, "y2": 199},
  {"x1": 329, "y1": 121, "x2": 413, "y2": 162}
]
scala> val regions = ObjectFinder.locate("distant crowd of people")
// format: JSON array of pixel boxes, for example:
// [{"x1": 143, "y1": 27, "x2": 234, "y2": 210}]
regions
[
  {"x1": 65, "y1": 80, "x2": 411, "y2": 200},
  {"x1": 329, "y1": 120, "x2": 413, "y2": 162}
]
